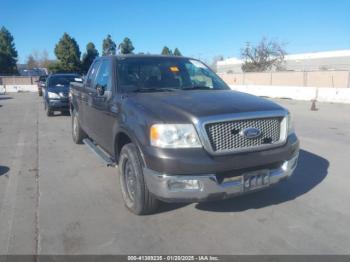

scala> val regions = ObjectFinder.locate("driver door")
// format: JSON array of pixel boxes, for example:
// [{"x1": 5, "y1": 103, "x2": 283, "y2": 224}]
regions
[{"x1": 87, "y1": 58, "x2": 116, "y2": 153}]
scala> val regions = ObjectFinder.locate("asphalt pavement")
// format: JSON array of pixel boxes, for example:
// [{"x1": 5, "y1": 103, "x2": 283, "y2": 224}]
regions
[{"x1": 0, "y1": 93, "x2": 349, "y2": 255}]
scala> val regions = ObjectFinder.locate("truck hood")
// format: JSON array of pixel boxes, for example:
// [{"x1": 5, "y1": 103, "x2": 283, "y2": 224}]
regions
[{"x1": 129, "y1": 90, "x2": 285, "y2": 123}]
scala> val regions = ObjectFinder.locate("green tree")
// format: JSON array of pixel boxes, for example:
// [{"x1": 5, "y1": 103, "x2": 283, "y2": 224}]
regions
[
  {"x1": 119, "y1": 37, "x2": 135, "y2": 54},
  {"x1": 241, "y1": 38, "x2": 286, "y2": 72},
  {"x1": 53, "y1": 33, "x2": 81, "y2": 73},
  {"x1": 48, "y1": 61, "x2": 61, "y2": 73},
  {"x1": 102, "y1": 34, "x2": 116, "y2": 56},
  {"x1": 81, "y1": 42, "x2": 99, "y2": 74},
  {"x1": 0, "y1": 26, "x2": 18, "y2": 75},
  {"x1": 161, "y1": 46, "x2": 172, "y2": 56},
  {"x1": 173, "y1": 48, "x2": 182, "y2": 56}
]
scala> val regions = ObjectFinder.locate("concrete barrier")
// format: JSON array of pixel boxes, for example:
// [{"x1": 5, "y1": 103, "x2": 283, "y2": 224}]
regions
[
  {"x1": 0, "y1": 85, "x2": 37, "y2": 93},
  {"x1": 1, "y1": 84, "x2": 350, "y2": 104},
  {"x1": 317, "y1": 88, "x2": 350, "y2": 104},
  {"x1": 229, "y1": 85, "x2": 350, "y2": 104}
]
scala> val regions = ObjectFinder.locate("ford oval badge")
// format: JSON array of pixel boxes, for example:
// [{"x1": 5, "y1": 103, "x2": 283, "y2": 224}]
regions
[{"x1": 240, "y1": 127, "x2": 261, "y2": 139}]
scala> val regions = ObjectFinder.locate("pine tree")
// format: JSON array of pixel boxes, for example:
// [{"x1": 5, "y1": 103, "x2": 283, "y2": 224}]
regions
[
  {"x1": 161, "y1": 46, "x2": 172, "y2": 56},
  {"x1": 102, "y1": 35, "x2": 116, "y2": 56},
  {"x1": 119, "y1": 37, "x2": 135, "y2": 54},
  {"x1": 0, "y1": 26, "x2": 18, "y2": 75},
  {"x1": 81, "y1": 42, "x2": 99, "y2": 74},
  {"x1": 53, "y1": 33, "x2": 81, "y2": 73},
  {"x1": 173, "y1": 48, "x2": 182, "y2": 56}
]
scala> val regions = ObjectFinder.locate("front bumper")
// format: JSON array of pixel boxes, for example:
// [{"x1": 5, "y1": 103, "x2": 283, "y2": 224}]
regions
[
  {"x1": 144, "y1": 152, "x2": 299, "y2": 202},
  {"x1": 48, "y1": 99, "x2": 69, "y2": 110},
  {"x1": 142, "y1": 133, "x2": 299, "y2": 175}
]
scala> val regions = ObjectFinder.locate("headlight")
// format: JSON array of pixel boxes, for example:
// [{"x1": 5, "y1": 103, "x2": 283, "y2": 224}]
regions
[
  {"x1": 287, "y1": 113, "x2": 294, "y2": 134},
  {"x1": 280, "y1": 112, "x2": 294, "y2": 140},
  {"x1": 48, "y1": 92, "x2": 60, "y2": 99},
  {"x1": 150, "y1": 124, "x2": 202, "y2": 148}
]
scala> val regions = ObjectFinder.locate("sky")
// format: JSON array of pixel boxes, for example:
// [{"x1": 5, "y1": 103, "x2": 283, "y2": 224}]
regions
[{"x1": 1, "y1": 0, "x2": 350, "y2": 63}]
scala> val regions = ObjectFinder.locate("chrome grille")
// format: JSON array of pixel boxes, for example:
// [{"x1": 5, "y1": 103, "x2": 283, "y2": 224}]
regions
[{"x1": 205, "y1": 118, "x2": 282, "y2": 152}]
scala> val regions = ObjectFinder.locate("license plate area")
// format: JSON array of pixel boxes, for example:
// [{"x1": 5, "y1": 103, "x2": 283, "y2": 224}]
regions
[{"x1": 243, "y1": 170, "x2": 270, "y2": 192}]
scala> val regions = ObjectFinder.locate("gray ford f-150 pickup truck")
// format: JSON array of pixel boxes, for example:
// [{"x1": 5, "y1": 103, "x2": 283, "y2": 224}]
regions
[{"x1": 70, "y1": 55, "x2": 299, "y2": 215}]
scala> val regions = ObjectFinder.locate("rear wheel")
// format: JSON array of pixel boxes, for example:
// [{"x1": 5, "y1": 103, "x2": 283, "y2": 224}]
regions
[
  {"x1": 71, "y1": 110, "x2": 87, "y2": 144},
  {"x1": 119, "y1": 143, "x2": 159, "y2": 215}
]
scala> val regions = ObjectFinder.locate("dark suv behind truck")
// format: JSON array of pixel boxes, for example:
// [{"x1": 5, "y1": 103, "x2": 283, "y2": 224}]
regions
[
  {"x1": 36, "y1": 75, "x2": 47, "y2": 96},
  {"x1": 44, "y1": 73, "x2": 81, "y2": 116},
  {"x1": 70, "y1": 55, "x2": 299, "y2": 215}
]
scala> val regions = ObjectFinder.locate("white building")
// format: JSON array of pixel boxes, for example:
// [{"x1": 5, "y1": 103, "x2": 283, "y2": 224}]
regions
[{"x1": 217, "y1": 49, "x2": 350, "y2": 74}]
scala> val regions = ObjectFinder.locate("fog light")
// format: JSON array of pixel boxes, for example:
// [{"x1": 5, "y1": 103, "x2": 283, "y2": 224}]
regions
[
  {"x1": 168, "y1": 179, "x2": 201, "y2": 191},
  {"x1": 289, "y1": 155, "x2": 298, "y2": 169},
  {"x1": 282, "y1": 154, "x2": 299, "y2": 172},
  {"x1": 281, "y1": 161, "x2": 289, "y2": 171}
]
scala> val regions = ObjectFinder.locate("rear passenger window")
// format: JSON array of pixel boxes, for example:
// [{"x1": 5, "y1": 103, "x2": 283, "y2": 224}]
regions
[
  {"x1": 95, "y1": 60, "x2": 112, "y2": 91},
  {"x1": 86, "y1": 61, "x2": 100, "y2": 88}
]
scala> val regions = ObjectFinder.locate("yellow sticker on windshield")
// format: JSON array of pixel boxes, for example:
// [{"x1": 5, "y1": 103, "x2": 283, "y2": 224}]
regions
[{"x1": 170, "y1": 66, "x2": 179, "y2": 72}]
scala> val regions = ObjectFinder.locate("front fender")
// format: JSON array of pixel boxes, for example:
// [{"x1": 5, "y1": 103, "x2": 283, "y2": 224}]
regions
[{"x1": 113, "y1": 126, "x2": 148, "y2": 167}]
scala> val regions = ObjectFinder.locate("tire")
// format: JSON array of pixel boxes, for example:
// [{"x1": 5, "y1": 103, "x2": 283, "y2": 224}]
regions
[
  {"x1": 71, "y1": 110, "x2": 87, "y2": 144},
  {"x1": 119, "y1": 143, "x2": 159, "y2": 215},
  {"x1": 45, "y1": 102, "x2": 53, "y2": 116},
  {"x1": 38, "y1": 91, "x2": 42, "y2": 96}
]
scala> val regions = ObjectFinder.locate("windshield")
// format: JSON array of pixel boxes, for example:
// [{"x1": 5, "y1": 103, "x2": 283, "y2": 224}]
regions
[
  {"x1": 117, "y1": 57, "x2": 229, "y2": 92},
  {"x1": 48, "y1": 75, "x2": 79, "y2": 87}
]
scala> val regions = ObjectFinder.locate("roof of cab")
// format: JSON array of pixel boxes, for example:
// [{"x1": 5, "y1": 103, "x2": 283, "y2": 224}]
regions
[
  {"x1": 49, "y1": 73, "x2": 81, "y2": 77},
  {"x1": 98, "y1": 54, "x2": 193, "y2": 61}
]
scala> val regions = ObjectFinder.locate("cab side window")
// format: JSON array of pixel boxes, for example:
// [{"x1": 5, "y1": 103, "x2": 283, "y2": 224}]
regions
[
  {"x1": 86, "y1": 61, "x2": 101, "y2": 88},
  {"x1": 94, "y1": 60, "x2": 112, "y2": 92}
]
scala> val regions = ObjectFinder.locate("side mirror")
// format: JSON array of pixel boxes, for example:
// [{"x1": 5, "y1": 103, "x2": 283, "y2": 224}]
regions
[{"x1": 96, "y1": 84, "x2": 105, "y2": 96}]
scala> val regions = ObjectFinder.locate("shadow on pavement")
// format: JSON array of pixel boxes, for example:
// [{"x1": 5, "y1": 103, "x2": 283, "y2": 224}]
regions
[
  {"x1": 195, "y1": 149, "x2": 328, "y2": 212},
  {"x1": 0, "y1": 166, "x2": 10, "y2": 176},
  {"x1": 0, "y1": 96, "x2": 13, "y2": 100},
  {"x1": 157, "y1": 202, "x2": 189, "y2": 214}
]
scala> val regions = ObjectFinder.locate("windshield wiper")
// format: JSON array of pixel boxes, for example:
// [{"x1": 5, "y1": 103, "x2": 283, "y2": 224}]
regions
[
  {"x1": 132, "y1": 87, "x2": 178, "y2": 93},
  {"x1": 181, "y1": 85, "x2": 213, "y2": 90}
]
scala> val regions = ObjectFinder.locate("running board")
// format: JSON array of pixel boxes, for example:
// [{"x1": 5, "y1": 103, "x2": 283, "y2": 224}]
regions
[{"x1": 83, "y1": 138, "x2": 116, "y2": 167}]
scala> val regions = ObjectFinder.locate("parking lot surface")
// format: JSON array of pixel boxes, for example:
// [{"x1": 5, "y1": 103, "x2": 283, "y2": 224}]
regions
[{"x1": 0, "y1": 93, "x2": 350, "y2": 255}]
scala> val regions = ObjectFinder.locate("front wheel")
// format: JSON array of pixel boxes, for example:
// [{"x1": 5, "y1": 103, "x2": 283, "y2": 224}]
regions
[{"x1": 119, "y1": 143, "x2": 159, "y2": 215}]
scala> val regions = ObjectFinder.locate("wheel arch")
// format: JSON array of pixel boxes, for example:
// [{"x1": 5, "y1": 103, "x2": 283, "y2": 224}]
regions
[{"x1": 114, "y1": 130, "x2": 146, "y2": 167}]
